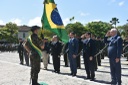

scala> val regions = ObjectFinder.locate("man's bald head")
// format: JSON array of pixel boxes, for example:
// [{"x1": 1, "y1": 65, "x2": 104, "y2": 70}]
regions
[{"x1": 110, "y1": 28, "x2": 118, "y2": 37}]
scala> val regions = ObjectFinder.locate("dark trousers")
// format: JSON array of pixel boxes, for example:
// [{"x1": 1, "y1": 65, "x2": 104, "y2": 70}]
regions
[
  {"x1": 64, "y1": 53, "x2": 68, "y2": 66},
  {"x1": 68, "y1": 54, "x2": 77, "y2": 74},
  {"x1": 24, "y1": 51, "x2": 29, "y2": 66},
  {"x1": 30, "y1": 54, "x2": 40, "y2": 81},
  {"x1": 52, "y1": 54, "x2": 60, "y2": 72},
  {"x1": 19, "y1": 52, "x2": 24, "y2": 64},
  {"x1": 109, "y1": 58, "x2": 121, "y2": 83},
  {"x1": 83, "y1": 55, "x2": 95, "y2": 79},
  {"x1": 94, "y1": 57, "x2": 98, "y2": 70},
  {"x1": 76, "y1": 55, "x2": 81, "y2": 68},
  {"x1": 97, "y1": 55, "x2": 101, "y2": 66}
]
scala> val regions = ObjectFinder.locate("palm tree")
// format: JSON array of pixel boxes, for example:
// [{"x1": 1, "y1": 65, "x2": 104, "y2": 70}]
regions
[{"x1": 110, "y1": 17, "x2": 119, "y2": 28}]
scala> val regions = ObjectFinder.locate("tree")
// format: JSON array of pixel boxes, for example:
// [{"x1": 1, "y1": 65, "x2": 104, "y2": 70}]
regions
[
  {"x1": 65, "y1": 22, "x2": 86, "y2": 36},
  {"x1": 110, "y1": 17, "x2": 119, "y2": 28},
  {"x1": 117, "y1": 23, "x2": 128, "y2": 38},
  {"x1": 85, "y1": 21, "x2": 112, "y2": 38},
  {"x1": 0, "y1": 22, "x2": 18, "y2": 43}
]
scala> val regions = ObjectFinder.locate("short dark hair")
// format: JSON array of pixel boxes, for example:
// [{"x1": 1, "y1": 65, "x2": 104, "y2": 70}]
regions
[
  {"x1": 70, "y1": 32, "x2": 75, "y2": 35},
  {"x1": 86, "y1": 32, "x2": 91, "y2": 36}
]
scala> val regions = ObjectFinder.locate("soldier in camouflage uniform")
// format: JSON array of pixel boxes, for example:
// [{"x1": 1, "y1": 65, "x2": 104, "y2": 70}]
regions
[{"x1": 24, "y1": 26, "x2": 44, "y2": 85}]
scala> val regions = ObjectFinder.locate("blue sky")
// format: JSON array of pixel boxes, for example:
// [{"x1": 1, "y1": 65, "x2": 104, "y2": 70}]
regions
[{"x1": 0, "y1": 0, "x2": 127, "y2": 26}]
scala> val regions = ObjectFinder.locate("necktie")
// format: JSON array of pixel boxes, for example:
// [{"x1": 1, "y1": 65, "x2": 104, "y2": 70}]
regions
[{"x1": 86, "y1": 40, "x2": 88, "y2": 44}]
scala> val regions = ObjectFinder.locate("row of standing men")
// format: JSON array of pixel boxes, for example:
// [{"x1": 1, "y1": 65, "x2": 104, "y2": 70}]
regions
[
  {"x1": 18, "y1": 32, "x2": 106, "y2": 82},
  {"x1": 21, "y1": 26, "x2": 126, "y2": 85}
]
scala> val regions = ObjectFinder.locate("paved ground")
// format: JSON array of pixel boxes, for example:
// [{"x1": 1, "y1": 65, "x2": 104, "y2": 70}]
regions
[{"x1": 0, "y1": 52, "x2": 128, "y2": 85}]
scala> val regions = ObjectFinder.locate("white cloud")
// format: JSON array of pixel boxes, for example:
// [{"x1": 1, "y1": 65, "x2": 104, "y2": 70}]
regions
[
  {"x1": 80, "y1": 13, "x2": 90, "y2": 17},
  {"x1": 118, "y1": 1, "x2": 125, "y2": 6},
  {"x1": 63, "y1": 18, "x2": 70, "y2": 26},
  {"x1": 28, "y1": 17, "x2": 42, "y2": 26},
  {"x1": 63, "y1": 18, "x2": 78, "y2": 26},
  {"x1": 10, "y1": 18, "x2": 22, "y2": 25},
  {"x1": 0, "y1": 20, "x2": 5, "y2": 25}
]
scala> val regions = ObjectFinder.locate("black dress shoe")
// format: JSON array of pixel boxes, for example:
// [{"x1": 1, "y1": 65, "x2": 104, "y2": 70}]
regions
[
  {"x1": 72, "y1": 74, "x2": 76, "y2": 76},
  {"x1": 98, "y1": 64, "x2": 101, "y2": 66},
  {"x1": 70, "y1": 73, "x2": 73, "y2": 75},
  {"x1": 77, "y1": 67, "x2": 81, "y2": 69},
  {"x1": 53, "y1": 70, "x2": 56, "y2": 73},
  {"x1": 110, "y1": 81, "x2": 117, "y2": 84},
  {"x1": 65, "y1": 65, "x2": 69, "y2": 67},
  {"x1": 90, "y1": 78, "x2": 94, "y2": 81},
  {"x1": 37, "y1": 82, "x2": 40, "y2": 85},
  {"x1": 57, "y1": 71, "x2": 60, "y2": 74},
  {"x1": 86, "y1": 77, "x2": 91, "y2": 79}
]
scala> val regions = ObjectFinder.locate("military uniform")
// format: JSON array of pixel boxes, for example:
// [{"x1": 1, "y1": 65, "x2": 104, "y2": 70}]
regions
[
  {"x1": 25, "y1": 26, "x2": 44, "y2": 85},
  {"x1": 18, "y1": 41, "x2": 24, "y2": 65}
]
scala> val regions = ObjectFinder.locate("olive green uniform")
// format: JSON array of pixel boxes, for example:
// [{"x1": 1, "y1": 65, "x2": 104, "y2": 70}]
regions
[{"x1": 26, "y1": 33, "x2": 43, "y2": 83}]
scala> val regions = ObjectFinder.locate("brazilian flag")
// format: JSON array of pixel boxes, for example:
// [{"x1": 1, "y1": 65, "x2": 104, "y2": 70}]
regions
[{"x1": 41, "y1": 0, "x2": 69, "y2": 43}]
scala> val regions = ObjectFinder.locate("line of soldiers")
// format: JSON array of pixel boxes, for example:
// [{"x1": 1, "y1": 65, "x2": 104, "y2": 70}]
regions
[{"x1": 0, "y1": 43, "x2": 18, "y2": 52}]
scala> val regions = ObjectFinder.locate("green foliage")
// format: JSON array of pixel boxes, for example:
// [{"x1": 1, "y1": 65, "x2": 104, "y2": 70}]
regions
[
  {"x1": 65, "y1": 22, "x2": 86, "y2": 36},
  {"x1": 0, "y1": 22, "x2": 18, "y2": 43},
  {"x1": 117, "y1": 23, "x2": 128, "y2": 38},
  {"x1": 85, "y1": 21, "x2": 112, "y2": 38},
  {"x1": 65, "y1": 21, "x2": 112, "y2": 38}
]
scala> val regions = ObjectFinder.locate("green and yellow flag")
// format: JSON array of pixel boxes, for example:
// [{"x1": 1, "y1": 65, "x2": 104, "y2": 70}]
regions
[{"x1": 41, "y1": 0, "x2": 69, "y2": 43}]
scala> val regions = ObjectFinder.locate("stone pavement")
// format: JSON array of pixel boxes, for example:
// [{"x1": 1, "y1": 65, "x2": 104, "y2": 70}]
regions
[{"x1": 0, "y1": 52, "x2": 128, "y2": 85}]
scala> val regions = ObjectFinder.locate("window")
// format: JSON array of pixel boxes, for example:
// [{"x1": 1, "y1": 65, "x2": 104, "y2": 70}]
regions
[{"x1": 23, "y1": 32, "x2": 25, "y2": 38}]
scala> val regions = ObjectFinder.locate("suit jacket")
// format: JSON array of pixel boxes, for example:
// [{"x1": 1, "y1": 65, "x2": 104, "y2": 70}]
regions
[
  {"x1": 83, "y1": 39, "x2": 95, "y2": 58},
  {"x1": 50, "y1": 41, "x2": 62, "y2": 56},
  {"x1": 68, "y1": 38, "x2": 79, "y2": 55},
  {"x1": 104, "y1": 35, "x2": 123, "y2": 59}
]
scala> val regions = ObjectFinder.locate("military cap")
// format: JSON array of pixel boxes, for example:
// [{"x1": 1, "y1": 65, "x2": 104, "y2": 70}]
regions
[{"x1": 31, "y1": 26, "x2": 40, "y2": 32}]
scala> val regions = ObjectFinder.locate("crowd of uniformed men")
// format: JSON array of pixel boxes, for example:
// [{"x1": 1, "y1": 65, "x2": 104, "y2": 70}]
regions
[
  {"x1": 0, "y1": 43, "x2": 18, "y2": 52},
  {"x1": 1, "y1": 26, "x2": 128, "y2": 85}
]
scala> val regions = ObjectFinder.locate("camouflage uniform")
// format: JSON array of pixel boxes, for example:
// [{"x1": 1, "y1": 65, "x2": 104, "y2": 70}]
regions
[{"x1": 25, "y1": 33, "x2": 43, "y2": 84}]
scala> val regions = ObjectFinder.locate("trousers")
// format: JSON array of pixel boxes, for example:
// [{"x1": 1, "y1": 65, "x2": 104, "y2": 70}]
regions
[
  {"x1": 30, "y1": 53, "x2": 40, "y2": 80},
  {"x1": 42, "y1": 51, "x2": 49, "y2": 68}
]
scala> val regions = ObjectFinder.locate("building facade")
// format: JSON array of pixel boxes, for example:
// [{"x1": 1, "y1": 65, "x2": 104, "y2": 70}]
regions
[{"x1": 18, "y1": 25, "x2": 31, "y2": 40}]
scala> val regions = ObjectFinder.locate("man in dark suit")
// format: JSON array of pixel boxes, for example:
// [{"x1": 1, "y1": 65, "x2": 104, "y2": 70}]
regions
[
  {"x1": 91, "y1": 35, "x2": 98, "y2": 71},
  {"x1": 18, "y1": 38, "x2": 24, "y2": 65},
  {"x1": 104, "y1": 28, "x2": 123, "y2": 85},
  {"x1": 83, "y1": 32, "x2": 96, "y2": 81},
  {"x1": 68, "y1": 32, "x2": 79, "y2": 76},
  {"x1": 97, "y1": 37, "x2": 102, "y2": 66},
  {"x1": 50, "y1": 35, "x2": 62, "y2": 73}
]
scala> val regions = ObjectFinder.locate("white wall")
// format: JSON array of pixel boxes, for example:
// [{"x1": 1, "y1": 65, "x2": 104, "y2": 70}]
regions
[{"x1": 18, "y1": 32, "x2": 29, "y2": 40}]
